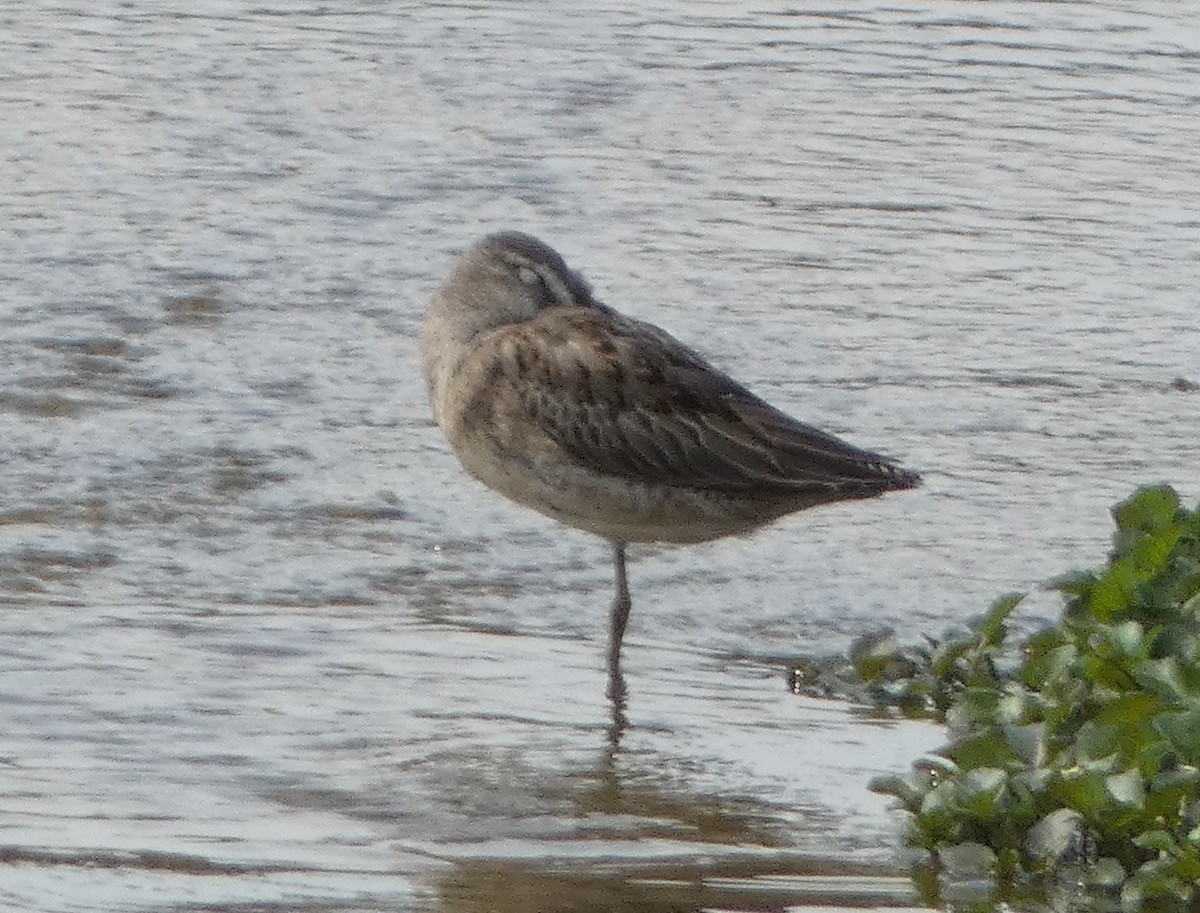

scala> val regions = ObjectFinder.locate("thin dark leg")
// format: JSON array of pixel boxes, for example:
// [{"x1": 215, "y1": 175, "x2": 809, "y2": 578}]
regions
[
  {"x1": 608, "y1": 541, "x2": 631, "y2": 667},
  {"x1": 606, "y1": 542, "x2": 631, "y2": 726}
]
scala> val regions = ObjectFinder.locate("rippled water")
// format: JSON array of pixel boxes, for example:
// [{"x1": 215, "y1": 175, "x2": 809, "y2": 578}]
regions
[{"x1": 2, "y1": 2, "x2": 1198, "y2": 911}]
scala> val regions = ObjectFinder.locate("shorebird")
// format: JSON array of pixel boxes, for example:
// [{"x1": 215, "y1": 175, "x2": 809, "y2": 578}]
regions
[{"x1": 421, "y1": 231, "x2": 919, "y2": 679}]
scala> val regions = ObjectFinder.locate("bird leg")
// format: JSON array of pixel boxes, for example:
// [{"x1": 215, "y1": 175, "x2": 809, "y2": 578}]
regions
[
  {"x1": 608, "y1": 542, "x2": 631, "y2": 662},
  {"x1": 606, "y1": 541, "x2": 631, "y2": 719}
]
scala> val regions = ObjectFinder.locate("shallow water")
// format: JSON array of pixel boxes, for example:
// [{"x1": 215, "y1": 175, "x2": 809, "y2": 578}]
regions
[{"x1": 2, "y1": 2, "x2": 1198, "y2": 911}]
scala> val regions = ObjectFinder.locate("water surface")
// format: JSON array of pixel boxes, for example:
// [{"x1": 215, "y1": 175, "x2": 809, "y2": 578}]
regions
[{"x1": 2, "y1": 2, "x2": 1198, "y2": 910}]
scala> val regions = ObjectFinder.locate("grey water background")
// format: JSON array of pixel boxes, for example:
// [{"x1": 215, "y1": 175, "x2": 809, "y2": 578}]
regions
[{"x1": 2, "y1": 1, "x2": 1198, "y2": 911}]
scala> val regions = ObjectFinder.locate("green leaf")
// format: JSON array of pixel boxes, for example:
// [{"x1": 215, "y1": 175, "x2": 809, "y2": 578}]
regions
[
  {"x1": 1112, "y1": 485, "x2": 1180, "y2": 540},
  {"x1": 868, "y1": 773, "x2": 922, "y2": 809},
  {"x1": 1086, "y1": 556, "x2": 1137, "y2": 623},
  {"x1": 849, "y1": 627, "x2": 898, "y2": 683},
  {"x1": 859, "y1": 485, "x2": 1200, "y2": 899},
  {"x1": 1150, "y1": 622, "x2": 1200, "y2": 665},
  {"x1": 1095, "y1": 691, "x2": 1162, "y2": 728},
  {"x1": 913, "y1": 755, "x2": 959, "y2": 780},
  {"x1": 1102, "y1": 620, "x2": 1146, "y2": 660},
  {"x1": 1024, "y1": 807, "x2": 1087, "y2": 868},
  {"x1": 917, "y1": 780, "x2": 965, "y2": 842},
  {"x1": 1002, "y1": 722, "x2": 1047, "y2": 768},
  {"x1": 929, "y1": 637, "x2": 974, "y2": 681},
  {"x1": 947, "y1": 728, "x2": 1019, "y2": 770},
  {"x1": 1147, "y1": 766, "x2": 1200, "y2": 816},
  {"x1": 1080, "y1": 650, "x2": 1136, "y2": 690},
  {"x1": 1053, "y1": 767, "x2": 1110, "y2": 815},
  {"x1": 976, "y1": 592, "x2": 1024, "y2": 647},
  {"x1": 1129, "y1": 521, "x2": 1183, "y2": 581},
  {"x1": 945, "y1": 687, "x2": 1003, "y2": 733},
  {"x1": 1153, "y1": 708, "x2": 1200, "y2": 763},
  {"x1": 1048, "y1": 569, "x2": 1098, "y2": 598},
  {"x1": 1133, "y1": 657, "x2": 1191, "y2": 704},
  {"x1": 1078, "y1": 856, "x2": 1126, "y2": 887},
  {"x1": 1074, "y1": 721, "x2": 1137, "y2": 765},
  {"x1": 1104, "y1": 768, "x2": 1145, "y2": 810},
  {"x1": 1166, "y1": 840, "x2": 1200, "y2": 886},
  {"x1": 1020, "y1": 639, "x2": 1077, "y2": 691},
  {"x1": 935, "y1": 841, "x2": 996, "y2": 877},
  {"x1": 1176, "y1": 564, "x2": 1200, "y2": 609},
  {"x1": 1111, "y1": 486, "x2": 1184, "y2": 588},
  {"x1": 958, "y1": 767, "x2": 1008, "y2": 819},
  {"x1": 1134, "y1": 829, "x2": 1178, "y2": 853}
]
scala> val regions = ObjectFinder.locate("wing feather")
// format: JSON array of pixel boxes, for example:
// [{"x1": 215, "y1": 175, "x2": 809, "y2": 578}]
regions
[{"x1": 500, "y1": 307, "x2": 918, "y2": 495}]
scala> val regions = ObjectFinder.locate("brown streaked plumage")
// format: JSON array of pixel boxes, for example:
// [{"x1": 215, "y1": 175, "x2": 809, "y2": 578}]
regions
[{"x1": 421, "y1": 231, "x2": 919, "y2": 682}]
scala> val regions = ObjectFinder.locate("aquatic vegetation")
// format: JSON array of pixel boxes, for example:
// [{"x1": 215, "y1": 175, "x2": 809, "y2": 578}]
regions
[{"x1": 863, "y1": 485, "x2": 1200, "y2": 909}]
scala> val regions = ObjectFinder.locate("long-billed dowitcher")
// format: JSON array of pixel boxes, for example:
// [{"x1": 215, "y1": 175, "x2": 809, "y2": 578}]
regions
[{"x1": 421, "y1": 231, "x2": 919, "y2": 678}]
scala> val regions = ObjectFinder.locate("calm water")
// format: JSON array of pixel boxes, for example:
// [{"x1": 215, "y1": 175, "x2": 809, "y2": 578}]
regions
[{"x1": 2, "y1": 2, "x2": 1198, "y2": 911}]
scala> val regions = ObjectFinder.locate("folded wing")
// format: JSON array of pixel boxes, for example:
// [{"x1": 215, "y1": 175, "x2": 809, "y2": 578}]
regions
[{"x1": 500, "y1": 308, "x2": 919, "y2": 497}]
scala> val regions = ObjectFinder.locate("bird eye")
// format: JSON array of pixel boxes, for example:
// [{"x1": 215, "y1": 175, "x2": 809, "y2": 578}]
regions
[{"x1": 517, "y1": 265, "x2": 542, "y2": 288}]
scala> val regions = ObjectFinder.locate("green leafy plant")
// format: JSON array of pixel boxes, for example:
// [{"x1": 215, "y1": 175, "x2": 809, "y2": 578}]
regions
[{"x1": 863, "y1": 485, "x2": 1200, "y2": 909}]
